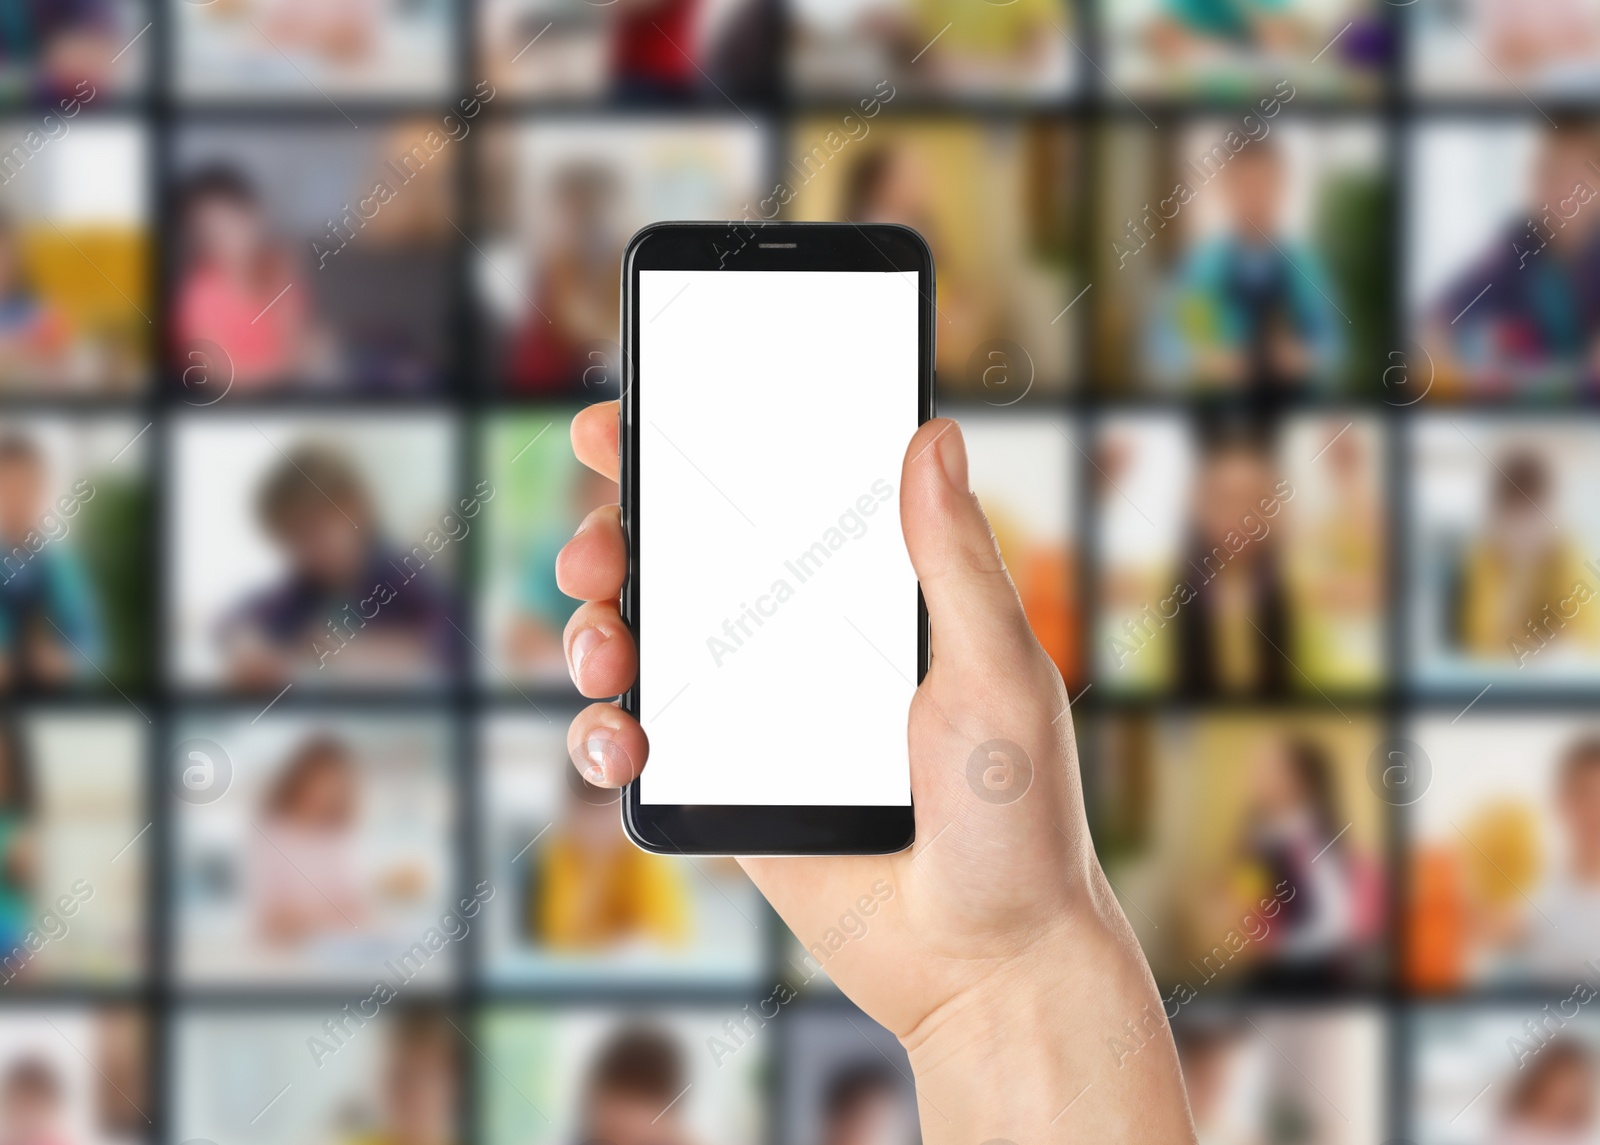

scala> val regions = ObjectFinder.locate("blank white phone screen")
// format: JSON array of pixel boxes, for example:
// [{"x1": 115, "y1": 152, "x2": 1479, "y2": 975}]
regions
[{"x1": 637, "y1": 269, "x2": 920, "y2": 806}]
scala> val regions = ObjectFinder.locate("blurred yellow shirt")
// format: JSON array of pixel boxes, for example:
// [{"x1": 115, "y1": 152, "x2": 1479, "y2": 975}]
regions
[
  {"x1": 533, "y1": 835, "x2": 689, "y2": 951},
  {"x1": 1459, "y1": 541, "x2": 1600, "y2": 658},
  {"x1": 916, "y1": 0, "x2": 1058, "y2": 56}
]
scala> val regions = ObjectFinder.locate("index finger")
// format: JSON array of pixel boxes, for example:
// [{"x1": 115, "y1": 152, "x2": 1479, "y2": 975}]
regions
[{"x1": 572, "y1": 402, "x2": 620, "y2": 483}]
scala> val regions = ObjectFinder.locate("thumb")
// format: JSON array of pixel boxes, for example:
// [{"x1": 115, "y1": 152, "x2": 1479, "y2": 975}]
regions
[{"x1": 899, "y1": 418, "x2": 1039, "y2": 670}]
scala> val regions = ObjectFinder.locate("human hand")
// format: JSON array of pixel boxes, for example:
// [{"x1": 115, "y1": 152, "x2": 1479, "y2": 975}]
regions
[{"x1": 558, "y1": 402, "x2": 1195, "y2": 1144}]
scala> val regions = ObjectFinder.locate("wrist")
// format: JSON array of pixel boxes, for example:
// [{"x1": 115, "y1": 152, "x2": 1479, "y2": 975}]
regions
[{"x1": 900, "y1": 885, "x2": 1196, "y2": 1145}]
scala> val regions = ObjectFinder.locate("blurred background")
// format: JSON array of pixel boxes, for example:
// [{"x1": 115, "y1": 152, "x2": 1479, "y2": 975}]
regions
[{"x1": 2, "y1": 1, "x2": 1599, "y2": 1143}]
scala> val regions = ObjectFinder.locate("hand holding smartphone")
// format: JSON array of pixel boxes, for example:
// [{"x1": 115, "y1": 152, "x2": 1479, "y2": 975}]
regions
[{"x1": 557, "y1": 224, "x2": 1196, "y2": 1145}]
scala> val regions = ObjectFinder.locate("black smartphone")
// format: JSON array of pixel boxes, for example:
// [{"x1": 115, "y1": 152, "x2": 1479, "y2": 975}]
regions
[{"x1": 619, "y1": 221, "x2": 934, "y2": 855}]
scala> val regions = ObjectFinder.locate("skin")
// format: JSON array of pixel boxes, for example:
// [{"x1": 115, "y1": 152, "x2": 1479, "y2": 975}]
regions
[
  {"x1": 557, "y1": 403, "x2": 1197, "y2": 1145},
  {"x1": 1505, "y1": 1057, "x2": 1596, "y2": 1132},
  {"x1": 1561, "y1": 763, "x2": 1600, "y2": 883}
]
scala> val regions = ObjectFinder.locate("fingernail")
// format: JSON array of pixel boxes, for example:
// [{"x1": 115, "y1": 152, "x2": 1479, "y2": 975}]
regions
[
  {"x1": 937, "y1": 424, "x2": 969, "y2": 492},
  {"x1": 570, "y1": 626, "x2": 606, "y2": 678},
  {"x1": 583, "y1": 728, "x2": 616, "y2": 785}
]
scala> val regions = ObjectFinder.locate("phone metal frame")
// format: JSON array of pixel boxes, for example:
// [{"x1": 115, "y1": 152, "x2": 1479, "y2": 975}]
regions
[{"x1": 619, "y1": 221, "x2": 934, "y2": 855}]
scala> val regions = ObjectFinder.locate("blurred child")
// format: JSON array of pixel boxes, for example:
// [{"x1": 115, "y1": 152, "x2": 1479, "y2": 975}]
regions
[
  {"x1": 1519, "y1": 736, "x2": 1600, "y2": 979},
  {"x1": 579, "y1": 1025, "x2": 699, "y2": 1145},
  {"x1": 0, "y1": 218, "x2": 70, "y2": 390},
  {"x1": 507, "y1": 164, "x2": 625, "y2": 394},
  {"x1": 526, "y1": 774, "x2": 686, "y2": 952},
  {"x1": 260, "y1": 0, "x2": 382, "y2": 66},
  {"x1": 0, "y1": 1057, "x2": 70, "y2": 1145},
  {"x1": 1497, "y1": 1039, "x2": 1597, "y2": 1145},
  {"x1": 1232, "y1": 734, "x2": 1379, "y2": 986},
  {"x1": 0, "y1": 434, "x2": 101, "y2": 690},
  {"x1": 1291, "y1": 422, "x2": 1382, "y2": 686},
  {"x1": 1145, "y1": 0, "x2": 1308, "y2": 68},
  {"x1": 174, "y1": 166, "x2": 332, "y2": 393},
  {"x1": 220, "y1": 444, "x2": 457, "y2": 689},
  {"x1": 344, "y1": 1012, "x2": 457, "y2": 1145},
  {"x1": 0, "y1": 0, "x2": 117, "y2": 102},
  {"x1": 1172, "y1": 425, "x2": 1292, "y2": 696},
  {"x1": 1426, "y1": 121, "x2": 1600, "y2": 394},
  {"x1": 1452, "y1": 448, "x2": 1599, "y2": 661},
  {"x1": 816, "y1": 1063, "x2": 913, "y2": 1145},
  {"x1": 504, "y1": 465, "x2": 617, "y2": 680},
  {"x1": 1484, "y1": 0, "x2": 1600, "y2": 93},
  {"x1": 250, "y1": 734, "x2": 367, "y2": 946},
  {"x1": 840, "y1": 145, "x2": 986, "y2": 384},
  {"x1": 608, "y1": 0, "x2": 703, "y2": 101},
  {"x1": 1150, "y1": 141, "x2": 1342, "y2": 394},
  {"x1": 0, "y1": 721, "x2": 36, "y2": 962}
]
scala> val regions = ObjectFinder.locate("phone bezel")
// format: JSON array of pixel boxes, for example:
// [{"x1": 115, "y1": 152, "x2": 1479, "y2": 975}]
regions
[{"x1": 618, "y1": 221, "x2": 934, "y2": 855}]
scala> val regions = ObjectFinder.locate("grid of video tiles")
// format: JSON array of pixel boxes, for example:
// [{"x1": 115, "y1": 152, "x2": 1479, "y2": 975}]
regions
[{"x1": 3, "y1": 0, "x2": 1600, "y2": 1143}]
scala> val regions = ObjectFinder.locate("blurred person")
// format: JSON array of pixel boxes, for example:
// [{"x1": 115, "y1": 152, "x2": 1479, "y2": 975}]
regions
[
  {"x1": 1228, "y1": 735, "x2": 1379, "y2": 986},
  {"x1": 1479, "y1": 735, "x2": 1600, "y2": 980},
  {"x1": 1172, "y1": 1021, "x2": 1260, "y2": 1145},
  {"x1": 0, "y1": 434, "x2": 101, "y2": 689},
  {"x1": 858, "y1": 0, "x2": 1058, "y2": 97},
  {"x1": 608, "y1": 0, "x2": 704, "y2": 101},
  {"x1": 816, "y1": 1063, "x2": 914, "y2": 1145},
  {"x1": 917, "y1": 0, "x2": 1059, "y2": 96},
  {"x1": 0, "y1": 720, "x2": 35, "y2": 963},
  {"x1": 1144, "y1": 0, "x2": 1309, "y2": 66},
  {"x1": 173, "y1": 166, "x2": 334, "y2": 393},
  {"x1": 1291, "y1": 423, "x2": 1382, "y2": 684},
  {"x1": 0, "y1": 0, "x2": 117, "y2": 102},
  {"x1": 525, "y1": 773, "x2": 687, "y2": 952},
  {"x1": 0, "y1": 218, "x2": 70, "y2": 390},
  {"x1": 703, "y1": 0, "x2": 782, "y2": 102},
  {"x1": 343, "y1": 1011, "x2": 457, "y2": 1145},
  {"x1": 219, "y1": 443, "x2": 457, "y2": 689},
  {"x1": 504, "y1": 465, "x2": 618, "y2": 679},
  {"x1": 839, "y1": 145, "x2": 987, "y2": 383},
  {"x1": 578, "y1": 1025, "x2": 700, "y2": 1145},
  {"x1": 1452, "y1": 447, "x2": 1599, "y2": 661},
  {"x1": 1172, "y1": 424, "x2": 1293, "y2": 696},
  {"x1": 259, "y1": 0, "x2": 383, "y2": 67},
  {"x1": 1149, "y1": 140, "x2": 1342, "y2": 394},
  {"x1": 1497, "y1": 1038, "x2": 1597, "y2": 1145},
  {"x1": 507, "y1": 164, "x2": 625, "y2": 395},
  {"x1": 1484, "y1": 0, "x2": 1600, "y2": 91},
  {"x1": 92, "y1": 1010, "x2": 145, "y2": 1137},
  {"x1": 1425, "y1": 122, "x2": 1600, "y2": 394},
  {"x1": 250, "y1": 734, "x2": 367, "y2": 946},
  {"x1": 0, "y1": 1058, "x2": 69, "y2": 1145}
]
